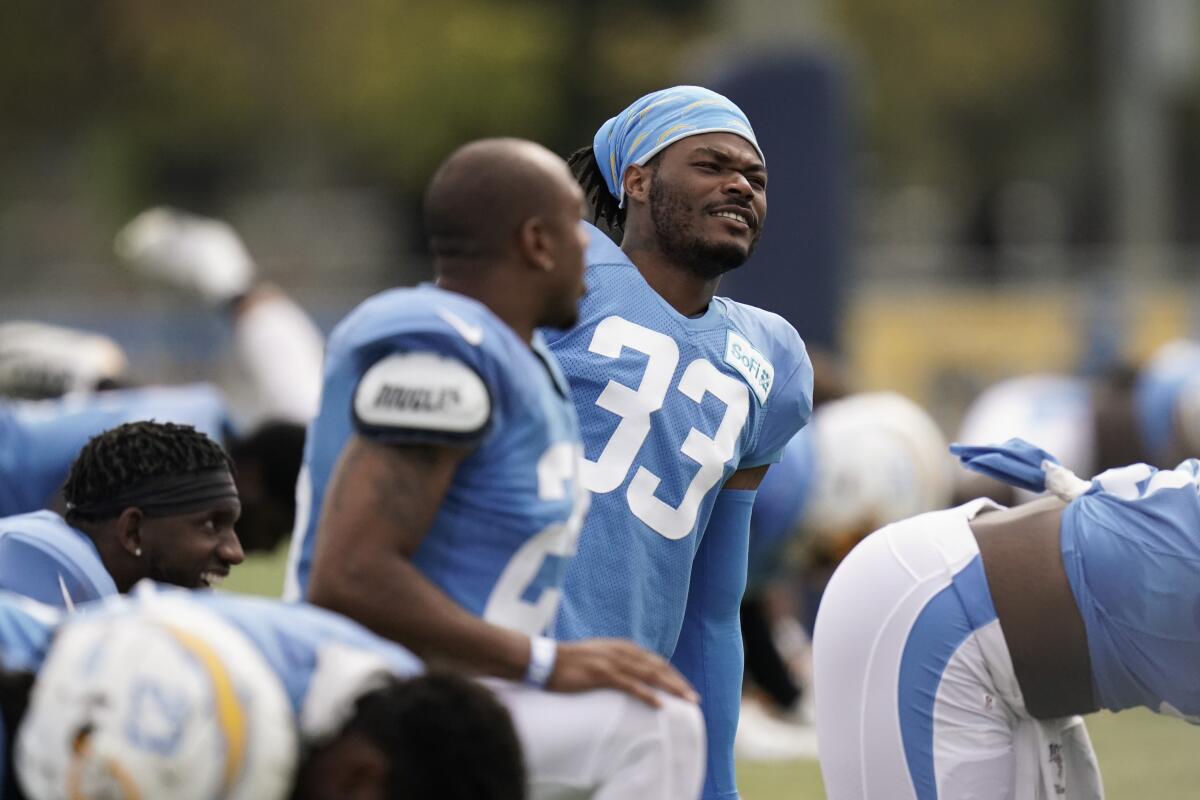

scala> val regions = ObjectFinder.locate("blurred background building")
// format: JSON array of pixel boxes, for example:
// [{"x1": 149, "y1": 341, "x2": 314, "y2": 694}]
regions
[{"x1": 2, "y1": 0, "x2": 1199, "y2": 435}]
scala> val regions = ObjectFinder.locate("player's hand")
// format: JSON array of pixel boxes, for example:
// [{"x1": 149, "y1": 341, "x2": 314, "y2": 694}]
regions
[
  {"x1": 114, "y1": 207, "x2": 256, "y2": 305},
  {"x1": 548, "y1": 639, "x2": 699, "y2": 707}
]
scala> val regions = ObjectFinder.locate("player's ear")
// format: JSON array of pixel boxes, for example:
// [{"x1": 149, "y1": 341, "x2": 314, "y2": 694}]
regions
[
  {"x1": 517, "y1": 216, "x2": 555, "y2": 273},
  {"x1": 114, "y1": 507, "x2": 145, "y2": 558},
  {"x1": 624, "y1": 164, "x2": 652, "y2": 205}
]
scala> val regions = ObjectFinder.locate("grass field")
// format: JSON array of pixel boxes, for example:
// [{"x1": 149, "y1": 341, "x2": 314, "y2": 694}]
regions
[
  {"x1": 736, "y1": 711, "x2": 1200, "y2": 798},
  {"x1": 229, "y1": 549, "x2": 1200, "y2": 799}
]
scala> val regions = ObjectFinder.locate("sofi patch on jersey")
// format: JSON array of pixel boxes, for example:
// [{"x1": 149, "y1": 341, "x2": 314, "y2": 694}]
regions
[
  {"x1": 724, "y1": 330, "x2": 773, "y2": 405},
  {"x1": 354, "y1": 352, "x2": 490, "y2": 435}
]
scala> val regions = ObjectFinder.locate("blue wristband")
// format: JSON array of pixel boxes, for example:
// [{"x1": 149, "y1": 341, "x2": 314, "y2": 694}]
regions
[{"x1": 524, "y1": 636, "x2": 557, "y2": 687}]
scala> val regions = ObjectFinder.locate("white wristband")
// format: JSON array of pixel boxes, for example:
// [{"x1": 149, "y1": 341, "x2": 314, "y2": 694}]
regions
[{"x1": 524, "y1": 636, "x2": 557, "y2": 688}]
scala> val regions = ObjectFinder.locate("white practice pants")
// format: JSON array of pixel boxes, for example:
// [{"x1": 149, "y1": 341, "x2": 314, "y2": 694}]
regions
[
  {"x1": 485, "y1": 680, "x2": 707, "y2": 800},
  {"x1": 813, "y1": 500, "x2": 1103, "y2": 800}
]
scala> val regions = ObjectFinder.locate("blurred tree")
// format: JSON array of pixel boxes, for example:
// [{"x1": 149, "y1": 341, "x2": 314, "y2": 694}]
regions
[
  {"x1": 0, "y1": 0, "x2": 711, "y2": 221},
  {"x1": 830, "y1": 0, "x2": 1099, "y2": 192}
]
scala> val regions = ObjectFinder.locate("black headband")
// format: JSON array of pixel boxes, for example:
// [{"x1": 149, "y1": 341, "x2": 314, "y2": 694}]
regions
[{"x1": 66, "y1": 469, "x2": 239, "y2": 519}]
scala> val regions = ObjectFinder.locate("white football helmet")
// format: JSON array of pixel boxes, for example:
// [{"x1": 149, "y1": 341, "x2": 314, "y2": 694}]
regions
[
  {"x1": 16, "y1": 599, "x2": 297, "y2": 800},
  {"x1": 804, "y1": 391, "x2": 954, "y2": 542},
  {"x1": 0, "y1": 321, "x2": 128, "y2": 399}
]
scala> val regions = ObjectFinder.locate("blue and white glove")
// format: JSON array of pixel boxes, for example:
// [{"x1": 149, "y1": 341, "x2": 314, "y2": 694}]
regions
[{"x1": 950, "y1": 437, "x2": 1091, "y2": 501}]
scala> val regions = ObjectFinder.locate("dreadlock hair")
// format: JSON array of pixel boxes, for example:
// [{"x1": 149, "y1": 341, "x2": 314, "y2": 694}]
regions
[
  {"x1": 567, "y1": 144, "x2": 625, "y2": 241},
  {"x1": 62, "y1": 421, "x2": 234, "y2": 523},
  {"x1": 349, "y1": 672, "x2": 526, "y2": 800}
]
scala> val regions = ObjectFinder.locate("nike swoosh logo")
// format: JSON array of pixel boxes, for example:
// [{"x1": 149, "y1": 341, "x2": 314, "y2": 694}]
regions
[
  {"x1": 58, "y1": 573, "x2": 76, "y2": 612},
  {"x1": 437, "y1": 308, "x2": 484, "y2": 346}
]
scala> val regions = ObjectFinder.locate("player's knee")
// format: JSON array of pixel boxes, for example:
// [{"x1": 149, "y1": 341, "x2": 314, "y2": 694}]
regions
[
  {"x1": 657, "y1": 691, "x2": 706, "y2": 756},
  {"x1": 614, "y1": 691, "x2": 706, "y2": 788},
  {"x1": 649, "y1": 693, "x2": 706, "y2": 797},
  {"x1": 605, "y1": 690, "x2": 705, "y2": 760}
]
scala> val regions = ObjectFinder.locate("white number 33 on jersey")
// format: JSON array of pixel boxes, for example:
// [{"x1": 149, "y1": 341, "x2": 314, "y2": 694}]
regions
[{"x1": 581, "y1": 316, "x2": 750, "y2": 540}]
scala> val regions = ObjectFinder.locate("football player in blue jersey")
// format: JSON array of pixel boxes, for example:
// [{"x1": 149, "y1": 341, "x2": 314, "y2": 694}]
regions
[
  {"x1": 0, "y1": 207, "x2": 324, "y2": 550},
  {"x1": 556, "y1": 86, "x2": 814, "y2": 797},
  {"x1": 0, "y1": 383, "x2": 306, "y2": 553},
  {"x1": 113, "y1": 206, "x2": 326, "y2": 429},
  {"x1": 288, "y1": 138, "x2": 705, "y2": 799},
  {"x1": 0, "y1": 382, "x2": 232, "y2": 517},
  {"x1": 813, "y1": 438, "x2": 1200, "y2": 799},
  {"x1": 738, "y1": 393, "x2": 954, "y2": 759},
  {"x1": 3, "y1": 587, "x2": 526, "y2": 800},
  {"x1": 0, "y1": 420, "x2": 246, "y2": 607}
]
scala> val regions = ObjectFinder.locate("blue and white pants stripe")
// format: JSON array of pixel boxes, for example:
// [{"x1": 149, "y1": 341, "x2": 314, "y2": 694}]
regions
[{"x1": 813, "y1": 500, "x2": 1102, "y2": 800}]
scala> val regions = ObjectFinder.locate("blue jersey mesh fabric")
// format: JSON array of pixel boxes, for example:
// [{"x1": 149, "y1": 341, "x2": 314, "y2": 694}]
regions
[
  {"x1": 0, "y1": 511, "x2": 118, "y2": 608},
  {"x1": 285, "y1": 286, "x2": 586, "y2": 638},
  {"x1": 0, "y1": 384, "x2": 231, "y2": 517},
  {"x1": 1061, "y1": 459, "x2": 1200, "y2": 721},
  {"x1": 83, "y1": 587, "x2": 421, "y2": 716},
  {"x1": 546, "y1": 224, "x2": 813, "y2": 654}
]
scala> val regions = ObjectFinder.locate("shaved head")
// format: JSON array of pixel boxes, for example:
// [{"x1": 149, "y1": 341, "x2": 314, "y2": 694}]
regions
[
  {"x1": 424, "y1": 138, "x2": 582, "y2": 265},
  {"x1": 423, "y1": 137, "x2": 589, "y2": 335}
]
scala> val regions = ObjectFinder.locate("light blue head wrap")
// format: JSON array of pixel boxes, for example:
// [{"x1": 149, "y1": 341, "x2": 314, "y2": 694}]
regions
[{"x1": 592, "y1": 85, "x2": 764, "y2": 206}]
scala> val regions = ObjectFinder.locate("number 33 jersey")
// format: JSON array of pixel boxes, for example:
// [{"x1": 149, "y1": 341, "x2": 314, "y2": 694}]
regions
[
  {"x1": 545, "y1": 224, "x2": 814, "y2": 654},
  {"x1": 285, "y1": 286, "x2": 588, "y2": 638}
]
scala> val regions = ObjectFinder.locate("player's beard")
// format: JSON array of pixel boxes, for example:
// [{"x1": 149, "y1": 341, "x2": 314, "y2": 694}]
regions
[
  {"x1": 544, "y1": 301, "x2": 579, "y2": 331},
  {"x1": 649, "y1": 175, "x2": 761, "y2": 280},
  {"x1": 146, "y1": 549, "x2": 202, "y2": 590}
]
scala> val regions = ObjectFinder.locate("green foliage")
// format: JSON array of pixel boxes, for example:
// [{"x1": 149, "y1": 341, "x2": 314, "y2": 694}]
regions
[
  {"x1": 737, "y1": 709, "x2": 1200, "y2": 799},
  {"x1": 0, "y1": 0, "x2": 1143, "y2": 225},
  {"x1": 830, "y1": 0, "x2": 1097, "y2": 186},
  {"x1": 0, "y1": 0, "x2": 706, "y2": 213}
]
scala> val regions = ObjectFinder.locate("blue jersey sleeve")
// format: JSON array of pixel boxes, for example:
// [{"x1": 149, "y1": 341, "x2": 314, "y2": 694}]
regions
[
  {"x1": 0, "y1": 405, "x2": 35, "y2": 515},
  {"x1": 742, "y1": 344, "x2": 813, "y2": 468},
  {"x1": 0, "y1": 532, "x2": 117, "y2": 608},
  {"x1": 719, "y1": 303, "x2": 813, "y2": 470},
  {"x1": 0, "y1": 385, "x2": 232, "y2": 517},
  {"x1": 670, "y1": 488, "x2": 755, "y2": 800}
]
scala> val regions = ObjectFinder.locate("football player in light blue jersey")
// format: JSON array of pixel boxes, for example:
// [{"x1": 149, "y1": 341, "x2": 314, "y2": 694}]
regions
[
  {"x1": 0, "y1": 207, "x2": 324, "y2": 551},
  {"x1": 0, "y1": 421, "x2": 244, "y2": 608},
  {"x1": 814, "y1": 437, "x2": 1200, "y2": 799},
  {"x1": 0, "y1": 384, "x2": 306, "y2": 553},
  {"x1": 7, "y1": 586, "x2": 525, "y2": 800},
  {"x1": 556, "y1": 86, "x2": 814, "y2": 798},
  {"x1": 87, "y1": 582, "x2": 424, "y2": 710},
  {"x1": 0, "y1": 382, "x2": 229, "y2": 516},
  {"x1": 288, "y1": 139, "x2": 705, "y2": 800},
  {"x1": 739, "y1": 393, "x2": 954, "y2": 759}
]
